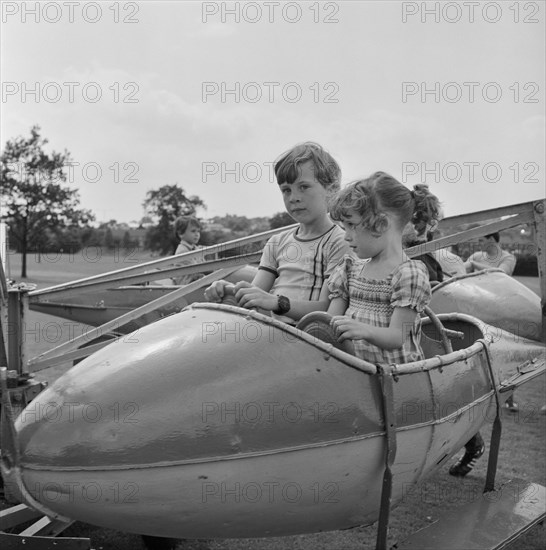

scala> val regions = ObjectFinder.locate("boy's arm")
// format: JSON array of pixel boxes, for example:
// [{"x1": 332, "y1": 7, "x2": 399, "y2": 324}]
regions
[
  {"x1": 251, "y1": 269, "x2": 276, "y2": 292},
  {"x1": 266, "y1": 278, "x2": 342, "y2": 321},
  {"x1": 205, "y1": 233, "x2": 279, "y2": 302},
  {"x1": 331, "y1": 307, "x2": 418, "y2": 350},
  {"x1": 276, "y1": 298, "x2": 329, "y2": 320},
  {"x1": 231, "y1": 270, "x2": 277, "y2": 311},
  {"x1": 234, "y1": 282, "x2": 330, "y2": 319},
  {"x1": 205, "y1": 268, "x2": 276, "y2": 303}
]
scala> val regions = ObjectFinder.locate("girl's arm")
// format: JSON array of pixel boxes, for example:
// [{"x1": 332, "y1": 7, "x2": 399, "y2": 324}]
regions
[
  {"x1": 331, "y1": 306, "x2": 418, "y2": 350},
  {"x1": 327, "y1": 296, "x2": 348, "y2": 316}
]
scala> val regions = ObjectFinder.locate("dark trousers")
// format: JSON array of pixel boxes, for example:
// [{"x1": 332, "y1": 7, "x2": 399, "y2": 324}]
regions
[{"x1": 465, "y1": 431, "x2": 484, "y2": 452}]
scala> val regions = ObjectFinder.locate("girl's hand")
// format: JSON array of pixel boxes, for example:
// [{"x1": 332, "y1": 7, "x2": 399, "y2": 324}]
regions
[
  {"x1": 204, "y1": 279, "x2": 231, "y2": 302},
  {"x1": 234, "y1": 281, "x2": 278, "y2": 311},
  {"x1": 330, "y1": 316, "x2": 368, "y2": 342}
]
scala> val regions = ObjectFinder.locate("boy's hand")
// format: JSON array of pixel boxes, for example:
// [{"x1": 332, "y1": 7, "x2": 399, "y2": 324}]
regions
[
  {"x1": 234, "y1": 281, "x2": 278, "y2": 311},
  {"x1": 204, "y1": 279, "x2": 231, "y2": 302},
  {"x1": 330, "y1": 316, "x2": 367, "y2": 342}
]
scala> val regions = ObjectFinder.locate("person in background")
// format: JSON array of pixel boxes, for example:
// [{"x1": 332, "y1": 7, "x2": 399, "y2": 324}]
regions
[
  {"x1": 451, "y1": 231, "x2": 519, "y2": 477},
  {"x1": 174, "y1": 215, "x2": 201, "y2": 255},
  {"x1": 172, "y1": 216, "x2": 204, "y2": 285},
  {"x1": 464, "y1": 232, "x2": 516, "y2": 275},
  {"x1": 430, "y1": 233, "x2": 466, "y2": 278},
  {"x1": 403, "y1": 226, "x2": 444, "y2": 286},
  {"x1": 465, "y1": 231, "x2": 519, "y2": 411}
]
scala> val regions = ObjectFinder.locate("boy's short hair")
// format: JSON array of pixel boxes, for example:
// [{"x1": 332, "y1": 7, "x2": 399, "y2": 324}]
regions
[
  {"x1": 484, "y1": 232, "x2": 500, "y2": 242},
  {"x1": 274, "y1": 141, "x2": 341, "y2": 194},
  {"x1": 173, "y1": 216, "x2": 201, "y2": 238}
]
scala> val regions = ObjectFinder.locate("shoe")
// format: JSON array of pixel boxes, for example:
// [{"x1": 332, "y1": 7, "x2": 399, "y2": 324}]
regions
[{"x1": 449, "y1": 440, "x2": 485, "y2": 477}]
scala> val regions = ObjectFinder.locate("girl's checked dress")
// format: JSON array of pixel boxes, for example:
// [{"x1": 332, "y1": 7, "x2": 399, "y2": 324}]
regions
[{"x1": 328, "y1": 256, "x2": 431, "y2": 364}]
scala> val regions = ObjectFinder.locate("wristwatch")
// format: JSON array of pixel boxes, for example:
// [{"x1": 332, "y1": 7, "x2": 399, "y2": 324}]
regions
[{"x1": 273, "y1": 295, "x2": 291, "y2": 315}]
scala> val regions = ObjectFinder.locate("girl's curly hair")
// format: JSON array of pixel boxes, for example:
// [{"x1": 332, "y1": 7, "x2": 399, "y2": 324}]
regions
[{"x1": 329, "y1": 172, "x2": 441, "y2": 237}]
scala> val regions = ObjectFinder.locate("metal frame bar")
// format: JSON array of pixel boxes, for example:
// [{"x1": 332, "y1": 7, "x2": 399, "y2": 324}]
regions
[
  {"x1": 375, "y1": 364, "x2": 398, "y2": 550},
  {"x1": 482, "y1": 343, "x2": 503, "y2": 493},
  {"x1": 21, "y1": 199, "x2": 546, "y2": 369},
  {"x1": 28, "y1": 225, "x2": 296, "y2": 299},
  {"x1": 28, "y1": 266, "x2": 240, "y2": 369},
  {"x1": 6, "y1": 289, "x2": 29, "y2": 374},
  {"x1": 29, "y1": 252, "x2": 262, "y2": 302},
  {"x1": 437, "y1": 200, "x2": 535, "y2": 229},
  {"x1": 0, "y1": 200, "x2": 544, "y2": 547},
  {"x1": 406, "y1": 208, "x2": 535, "y2": 257}
]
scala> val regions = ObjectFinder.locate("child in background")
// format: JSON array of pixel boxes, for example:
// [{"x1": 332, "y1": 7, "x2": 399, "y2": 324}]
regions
[
  {"x1": 174, "y1": 216, "x2": 201, "y2": 255},
  {"x1": 205, "y1": 141, "x2": 351, "y2": 323},
  {"x1": 327, "y1": 173, "x2": 441, "y2": 364},
  {"x1": 403, "y1": 225, "x2": 444, "y2": 285},
  {"x1": 172, "y1": 216, "x2": 203, "y2": 285},
  {"x1": 431, "y1": 234, "x2": 466, "y2": 278}
]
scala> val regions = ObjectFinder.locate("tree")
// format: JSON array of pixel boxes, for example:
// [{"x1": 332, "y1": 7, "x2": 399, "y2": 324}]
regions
[
  {"x1": 104, "y1": 227, "x2": 115, "y2": 250},
  {"x1": 269, "y1": 211, "x2": 295, "y2": 230},
  {"x1": 0, "y1": 126, "x2": 94, "y2": 277},
  {"x1": 142, "y1": 185, "x2": 205, "y2": 255},
  {"x1": 220, "y1": 214, "x2": 251, "y2": 233}
]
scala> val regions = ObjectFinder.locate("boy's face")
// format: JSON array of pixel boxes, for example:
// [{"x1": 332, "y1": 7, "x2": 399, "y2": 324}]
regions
[
  {"x1": 181, "y1": 224, "x2": 200, "y2": 245},
  {"x1": 278, "y1": 161, "x2": 329, "y2": 226}
]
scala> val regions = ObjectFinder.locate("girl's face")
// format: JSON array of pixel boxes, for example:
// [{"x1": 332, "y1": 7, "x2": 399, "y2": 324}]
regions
[{"x1": 340, "y1": 211, "x2": 384, "y2": 259}]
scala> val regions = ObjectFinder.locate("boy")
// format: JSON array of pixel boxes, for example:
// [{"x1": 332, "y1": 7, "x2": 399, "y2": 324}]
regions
[
  {"x1": 205, "y1": 142, "x2": 351, "y2": 323},
  {"x1": 174, "y1": 215, "x2": 201, "y2": 255},
  {"x1": 172, "y1": 216, "x2": 203, "y2": 285}
]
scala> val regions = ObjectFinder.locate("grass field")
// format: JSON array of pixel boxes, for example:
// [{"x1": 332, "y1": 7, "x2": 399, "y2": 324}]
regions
[{"x1": 2, "y1": 252, "x2": 545, "y2": 549}]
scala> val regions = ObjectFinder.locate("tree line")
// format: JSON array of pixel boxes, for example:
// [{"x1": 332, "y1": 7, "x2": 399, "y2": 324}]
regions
[{"x1": 0, "y1": 126, "x2": 295, "y2": 277}]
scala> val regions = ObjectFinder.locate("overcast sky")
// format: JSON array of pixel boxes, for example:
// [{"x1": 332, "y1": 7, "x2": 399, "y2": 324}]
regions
[{"x1": 1, "y1": 1, "x2": 544, "y2": 223}]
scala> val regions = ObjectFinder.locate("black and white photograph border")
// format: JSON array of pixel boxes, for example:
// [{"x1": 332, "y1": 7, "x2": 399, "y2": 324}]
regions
[{"x1": 1, "y1": 2, "x2": 544, "y2": 549}]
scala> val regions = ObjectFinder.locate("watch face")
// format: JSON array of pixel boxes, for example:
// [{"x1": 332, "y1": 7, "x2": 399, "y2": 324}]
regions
[{"x1": 277, "y1": 295, "x2": 290, "y2": 314}]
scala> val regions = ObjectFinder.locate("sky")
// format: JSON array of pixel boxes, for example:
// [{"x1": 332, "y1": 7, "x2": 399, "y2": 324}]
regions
[{"x1": 1, "y1": 1, "x2": 544, "y2": 224}]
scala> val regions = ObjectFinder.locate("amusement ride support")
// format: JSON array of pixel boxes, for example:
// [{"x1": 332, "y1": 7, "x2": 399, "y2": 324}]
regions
[
  {"x1": 0, "y1": 200, "x2": 545, "y2": 548},
  {"x1": 27, "y1": 224, "x2": 294, "y2": 302},
  {"x1": 375, "y1": 364, "x2": 397, "y2": 550},
  {"x1": 27, "y1": 266, "x2": 243, "y2": 370}
]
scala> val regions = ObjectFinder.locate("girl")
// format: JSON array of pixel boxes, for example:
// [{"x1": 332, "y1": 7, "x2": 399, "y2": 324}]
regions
[{"x1": 327, "y1": 172, "x2": 441, "y2": 364}]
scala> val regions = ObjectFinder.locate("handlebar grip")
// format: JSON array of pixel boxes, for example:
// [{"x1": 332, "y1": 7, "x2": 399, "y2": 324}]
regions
[
  {"x1": 223, "y1": 283, "x2": 236, "y2": 296},
  {"x1": 221, "y1": 283, "x2": 238, "y2": 306}
]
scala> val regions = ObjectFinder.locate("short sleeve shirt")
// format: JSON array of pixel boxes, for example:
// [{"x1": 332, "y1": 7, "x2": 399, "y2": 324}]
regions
[
  {"x1": 173, "y1": 241, "x2": 203, "y2": 285},
  {"x1": 259, "y1": 224, "x2": 351, "y2": 321},
  {"x1": 466, "y1": 250, "x2": 516, "y2": 275}
]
